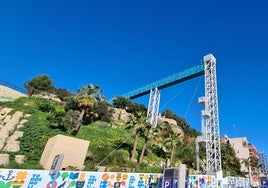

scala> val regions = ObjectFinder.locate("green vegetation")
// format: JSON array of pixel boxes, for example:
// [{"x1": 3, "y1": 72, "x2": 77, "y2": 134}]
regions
[
  {"x1": 0, "y1": 97, "x2": 65, "y2": 169},
  {"x1": 221, "y1": 141, "x2": 243, "y2": 176},
  {"x1": 0, "y1": 75, "x2": 245, "y2": 176}
]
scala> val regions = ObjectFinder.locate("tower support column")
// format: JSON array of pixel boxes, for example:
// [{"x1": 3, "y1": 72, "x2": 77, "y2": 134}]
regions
[{"x1": 147, "y1": 87, "x2": 160, "y2": 127}]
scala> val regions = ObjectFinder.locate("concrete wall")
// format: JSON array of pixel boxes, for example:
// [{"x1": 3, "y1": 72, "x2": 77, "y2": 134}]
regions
[
  {"x1": 40, "y1": 134, "x2": 90, "y2": 170},
  {"x1": 227, "y1": 137, "x2": 250, "y2": 172}
]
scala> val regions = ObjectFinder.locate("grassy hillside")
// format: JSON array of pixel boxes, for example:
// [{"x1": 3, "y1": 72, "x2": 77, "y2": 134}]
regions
[
  {"x1": 0, "y1": 96, "x2": 245, "y2": 177},
  {"x1": 0, "y1": 97, "x2": 163, "y2": 172}
]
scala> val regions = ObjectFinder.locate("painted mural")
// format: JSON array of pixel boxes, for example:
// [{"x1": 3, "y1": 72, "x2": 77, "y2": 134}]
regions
[
  {"x1": 0, "y1": 169, "x2": 162, "y2": 188},
  {"x1": 227, "y1": 176, "x2": 247, "y2": 187},
  {"x1": 187, "y1": 175, "x2": 216, "y2": 188},
  {"x1": 187, "y1": 175, "x2": 250, "y2": 188},
  {"x1": 1, "y1": 169, "x2": 253, "y2": 188}
]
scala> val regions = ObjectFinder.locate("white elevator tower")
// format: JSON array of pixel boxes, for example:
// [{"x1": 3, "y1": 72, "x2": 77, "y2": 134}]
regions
[
  {"x1": 147, "y1": 87, "x2": 160, "y2": 127},
  {"x1": 202, "y1": 54, "x2": 222, "y2": 173}
]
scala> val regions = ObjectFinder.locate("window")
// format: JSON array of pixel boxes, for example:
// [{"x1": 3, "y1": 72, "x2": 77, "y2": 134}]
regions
[{"x1": 242, "y1": 141, "x2": 247, "y2": 147}]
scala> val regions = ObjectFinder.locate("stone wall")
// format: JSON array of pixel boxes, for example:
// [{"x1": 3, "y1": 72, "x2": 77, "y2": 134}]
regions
[
  {"x1": 0, "y1": 107, "x2": 29, "y2": 165},
  {"x1": 0, "y1": 85, "x2": 26, "y2": 101}
]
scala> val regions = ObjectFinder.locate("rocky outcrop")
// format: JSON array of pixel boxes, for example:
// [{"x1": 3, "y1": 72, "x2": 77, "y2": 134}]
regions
[
  {"x1": 110, "y1": 107, "x2": 134, "y2": 124},
  {"x1": 158, "y1": 116, "x2": 184, "y2": 136},
  {"x1": 3, "y1": 131, "x2": 24, "y2": 152},
  {"x1": 0, "y1": 154, "x2": 9, "y2": 166},
  {"x1": 110, "y1": 108, "x2": 184, "y2": 137},
  {"x1": 0, "y1": 110, "x2": 24, "y2": 151},
  {"x1": 33, "y1": 93, "x2": 61, "y2": 103},
  {"x1": 15, "y1": 155, "x2": 25, "y2": 164},
  {"x1": 0, "y1": 107, "x2": 29, "y2": 165}
]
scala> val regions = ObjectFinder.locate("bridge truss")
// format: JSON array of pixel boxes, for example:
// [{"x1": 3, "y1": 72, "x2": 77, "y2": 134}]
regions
[{"x1": 120, "y1": 54, "x2": 222, "y2": 174}]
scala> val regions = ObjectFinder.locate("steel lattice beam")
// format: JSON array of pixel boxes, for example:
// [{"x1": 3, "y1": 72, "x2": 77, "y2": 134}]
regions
[{"x1": 121, "y1": 64, "x2": 204, "y2": 99}]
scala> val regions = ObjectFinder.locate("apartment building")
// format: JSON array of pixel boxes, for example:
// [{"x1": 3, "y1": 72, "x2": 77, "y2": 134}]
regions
[
  {"x1": 258, "y1": 152, "x2": 268, "y2": 186},
  {"x1": 259, "y1": 152, "x2": 268, "y2": 175},
  {"x1": 221, "y1": 135, "x2": 259, "y2": 187}
]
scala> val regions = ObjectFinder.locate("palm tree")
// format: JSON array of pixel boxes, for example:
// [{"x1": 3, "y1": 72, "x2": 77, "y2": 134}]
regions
[
  {"x1": 125, "y1": 111, "x2": 147, "y2": 162},
  {"x1": 169, "y1": 131, "x2": 181, "y2": 165},
  {"x1": 177, "y1": 145, "x2": 196, "y2": 169},
  {"x1": 153, "y1": 120, "x2": 181, "y2": 165},
  {"x1": 161, "y1": 121, "x2": 181, "y2": 165},
  {"x1": 87, "y1": 84, "x2": 105, "y2": 101},
  {"x1": 138, "y1": 121, "x2": 154, "y2": 163},
  {"x1": 150, "y1": 121, "x2": 169, "y2": 154},
  {"x1": 241, "y1": 158, "x2": 252, "y2": 186},
  {"x1": 247, "y1": 156, "x2": 259, "y2": 187},
  {"x1": 72, "y1": 84, "x2": 99, "y2": 135}
]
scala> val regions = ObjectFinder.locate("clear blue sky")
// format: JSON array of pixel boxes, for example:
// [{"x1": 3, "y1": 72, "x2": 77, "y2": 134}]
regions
[{"x1": 1, "y1": 1, "x2": 268, "y2": 157}]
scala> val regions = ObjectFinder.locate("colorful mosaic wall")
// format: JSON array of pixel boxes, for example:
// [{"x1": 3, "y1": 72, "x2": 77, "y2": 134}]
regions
[
  {"x1": 0, "y1": 169, "x2": 162, "y2": 188},
  {"x1": 187, "y1": 174, "x2": 216, "y2": 188},
  {"x1": 227, "y1": 176, "x2": 247, "y2": 187},
  {"x1": 1, "y1": 168, "x2": 253, "y2": 188}
]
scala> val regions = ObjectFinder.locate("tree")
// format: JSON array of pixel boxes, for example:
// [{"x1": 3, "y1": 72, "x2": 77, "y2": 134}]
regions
[
  {"x1": 161, "y1": 109, "x2": 201, "y2": 137},
  {"x1": 138, "y1": 121, "x2": 154, "y2": 163},
  {"x1": 93, "y1": 101, "x2": 112, "y2": 122},
  {"x1": 157, "y1": 121, "x2": 182, "y2": 165},
  {"x1": 241, "y1": 155, "x2": 259, "y2": 186},
  {"x1": 241, "y1": 158, "x2": 252, "y2": 186},
  {"x1": 112, "y1": 96, "x2": 132, "y2": 109},
  {"x1": 48, "y1": 108, "x2": 80, "y2": 133},
  {"x1": 72, "y1": 84, "x2": 99, "y2": 135},
  {"x1": 221, "y1": 141, "x2": 242, "y2": 176},
  {"x1": 87, "y1": 84, "x2": 105, "y2": 101},
  {"x1": 55, "y1": 88, "x2": 74, "y2": 101},
  {"x1": 128, "y1": 102, "x2": 147, "y2": 116},
  {"x1": 177, "y1": 145, "x2": 196, "y2": 168},
  {"x1": 24, "y1": 74, "x2": 55, "y2": 96},
  {"x1": 169, "y1": 132, "x2": 181, "y2": 166},
  {"x1": 125, "y1": 111, "x2": 147, "y2": 162}
]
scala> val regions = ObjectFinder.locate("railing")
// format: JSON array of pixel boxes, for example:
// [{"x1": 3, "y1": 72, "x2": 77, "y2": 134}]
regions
[{"x1": 0, "y1": 80, "x2": 26, "y2": 94}]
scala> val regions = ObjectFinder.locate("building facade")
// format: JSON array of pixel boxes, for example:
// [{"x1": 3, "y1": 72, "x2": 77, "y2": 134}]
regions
[{"x1": 221, "y1": 135, "x2": 259, "y2": 187}]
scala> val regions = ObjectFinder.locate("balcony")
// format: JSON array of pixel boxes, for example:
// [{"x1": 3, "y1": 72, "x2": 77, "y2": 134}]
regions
[
  {"x1": 198, "y1": 96, "x2": 207, "y2": 106},
  {"x1": 248, "y1": 145, "x2": 258, "y2": 156}
]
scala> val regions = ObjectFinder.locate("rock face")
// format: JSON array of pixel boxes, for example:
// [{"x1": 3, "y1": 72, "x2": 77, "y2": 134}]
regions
[
  {"x1": 110, "y1": 108, "x2": 184, "y2": 136},
  {"x1": 158, "y1": 116, "x2": 184, "y2": 136},
  {"x1": 33, "y1": 93, "x2": 61, "y2": 103},
  {"x1": 110, "y1": 107, "x2": 134, "y2": 124},
  {"x1": 0, "y1": 109, "x2": 25, "y2": 151},
  {"x1": 0, "y1": 154, "x2": 9, "y2": 166},
  {"x1": 0, "y1": 107, "x2": 29, "y2": 165},
  {"x1": 15, "y1": 155, "x2": 25, "y2": 164}
]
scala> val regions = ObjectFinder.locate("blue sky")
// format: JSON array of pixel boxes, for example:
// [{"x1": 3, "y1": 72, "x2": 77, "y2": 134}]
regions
[{"x1": 1, "y1": 1, "x2": 268, "y2": 157}]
